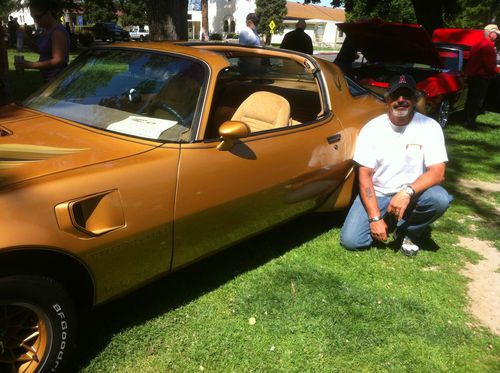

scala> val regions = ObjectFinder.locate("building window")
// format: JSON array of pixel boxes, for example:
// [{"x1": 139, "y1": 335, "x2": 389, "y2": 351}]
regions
[{"x1": 224, "y1": 18, "x2": 235, "y2": 33}]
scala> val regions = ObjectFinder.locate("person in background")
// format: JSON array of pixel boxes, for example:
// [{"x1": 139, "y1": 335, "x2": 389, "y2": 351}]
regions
[
  {"x1": 239, "y1": 13, "x2": 261, "y2": 47},
  {"x1": 464, "y1": 24, "x2": 499, "y2": 130},
  {"x1": 280, "y1": 20, "x2": 313, "y2": 54},
  {"x1": 0, "y1": 24, "x2": 11, "y2": 105},
  {"x1": 7, "y1": 16, "x2": 18, "y2": 47},
  {"x1": 16, "y1": 25, "x2": 24, "y2": 52},
  {"x1": 14, "y1": 0, "x2": 70, "y2": 82},
  {"x1": 340, "y1": 74, "x2": 452, "y2": 256}
]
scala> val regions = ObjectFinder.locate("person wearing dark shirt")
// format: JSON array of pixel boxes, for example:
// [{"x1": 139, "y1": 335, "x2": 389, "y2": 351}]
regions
[
  {"x1": 7, "y1": 16, "x2": 19, "y2": 46},
  {"x1": 464, "y1": 24, "x2": 499, "y2": 130},
  {"x1": 14, "y1": 0, "x2": 70, "y2": 82},
  {"x1": 280, "y1": 20, "x2": 313, "y2": 55}
]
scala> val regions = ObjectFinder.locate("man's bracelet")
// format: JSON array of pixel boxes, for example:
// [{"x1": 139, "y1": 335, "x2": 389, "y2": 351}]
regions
[{"x1": 368, "y1": 215, "x2": 383, "y2": 223}]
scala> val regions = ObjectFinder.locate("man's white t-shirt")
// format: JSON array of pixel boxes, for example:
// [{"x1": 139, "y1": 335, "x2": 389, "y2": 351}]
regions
[{"x1": 353, "y1": 112, "x2": 448, "y2": 196}]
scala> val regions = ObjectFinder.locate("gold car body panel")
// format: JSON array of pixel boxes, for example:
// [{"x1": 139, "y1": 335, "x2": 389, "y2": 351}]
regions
[
  {"x1": 0, "y1": 42, "x2": 386, "y2": 306},
  {"x1": 173, "y1": 115, "x2": 349, "y2": 268},
  {"x1": 0, "y1": 101, "x2": 180, "y2": 303}
]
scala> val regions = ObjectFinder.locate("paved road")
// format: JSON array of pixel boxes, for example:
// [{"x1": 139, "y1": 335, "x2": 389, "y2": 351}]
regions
[{"x1": 313, "y1": 52, "x2": 337, "y2": 62}]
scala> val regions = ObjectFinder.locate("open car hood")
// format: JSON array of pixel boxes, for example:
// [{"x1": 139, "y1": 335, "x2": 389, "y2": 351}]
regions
[
  {"x1": 432, "y1": 28, "x2": 483, "y2": 48},
  {"x1": 337, "y1": 20, "x2": 443, "y2": 68}
]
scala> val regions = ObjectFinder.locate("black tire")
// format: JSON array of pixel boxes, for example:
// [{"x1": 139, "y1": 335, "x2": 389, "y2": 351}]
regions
[
  {"x1": 435, "y1": 98, "x2": 450, "y2": 128},
  {"x1": 0, "y1": 275, "x2": 76, "y2": 373}
]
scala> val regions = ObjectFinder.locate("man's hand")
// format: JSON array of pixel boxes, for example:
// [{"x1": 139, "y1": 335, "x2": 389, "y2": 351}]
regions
[
  {"x1": 387, "y1": 190, "x2": 411, "y2": 221},
  {"x1": 370, "y1": 219, "x2": 388, "y2": 242}
]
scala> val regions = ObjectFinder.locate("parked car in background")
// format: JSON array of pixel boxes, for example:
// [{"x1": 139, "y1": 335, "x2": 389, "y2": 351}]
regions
[
  {"x1": 130, "y1": 25, "x2": 149, "y2": 41},
  {"x1": 432, "y1": 27, "x2": 500, "y2": 114},
  {"x1": 93, "y1": 22, "x2": 130, "y2": 42},
  {"x1": 337, "y1": 20, "x2": 467, "y2": 127},
  {"x1": 0, "y1": 41, "x2": 386, "y2": 372}
]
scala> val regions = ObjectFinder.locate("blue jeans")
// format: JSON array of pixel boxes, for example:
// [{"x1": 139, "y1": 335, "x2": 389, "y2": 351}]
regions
[{"x1": 340, "y1": 186, "x2": 452, "y2": 250}]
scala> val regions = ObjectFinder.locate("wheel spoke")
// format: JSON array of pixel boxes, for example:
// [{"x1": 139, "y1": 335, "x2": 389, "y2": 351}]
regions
[{"x1": 0, "y1": 304, "x2": 45, "y2": 373}]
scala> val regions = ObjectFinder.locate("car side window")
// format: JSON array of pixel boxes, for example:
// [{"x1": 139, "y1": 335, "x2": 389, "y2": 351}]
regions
[{"x1": 205, "y1": 56, "x2": 323, "y2": 139}]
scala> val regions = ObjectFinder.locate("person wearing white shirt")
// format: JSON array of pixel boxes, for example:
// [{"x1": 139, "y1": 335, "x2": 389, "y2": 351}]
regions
[{"x1": 340, "y1": 74, "x2": 452, "y2": 256}]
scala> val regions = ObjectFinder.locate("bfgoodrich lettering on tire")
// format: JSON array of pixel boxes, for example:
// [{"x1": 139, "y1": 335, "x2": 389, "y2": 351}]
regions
[{"x1": 0, "y1": 275, "x2": 76, "y2": 373}]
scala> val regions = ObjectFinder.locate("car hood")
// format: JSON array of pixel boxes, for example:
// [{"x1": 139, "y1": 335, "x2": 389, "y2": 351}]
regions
[
  {"x1": 337, "y1": 20, "x2": 443, "y2": 68},
  {"x1": 0, "y1": 105, "x2": 156, "y2": 188},
  {"x1": 432, "y1": 28, "x2": 483, "y2": 48}
]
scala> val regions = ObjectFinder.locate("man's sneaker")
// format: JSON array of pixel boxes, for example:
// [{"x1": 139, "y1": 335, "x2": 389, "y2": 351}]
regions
[{"x1": 400, "y1": 236, "x2": 419, "y2": 256}]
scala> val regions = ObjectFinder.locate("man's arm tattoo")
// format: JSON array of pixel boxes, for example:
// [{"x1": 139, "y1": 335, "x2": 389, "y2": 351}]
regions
[{"x1": 364, "y1": 187, "x2": 373, "y2": 198}]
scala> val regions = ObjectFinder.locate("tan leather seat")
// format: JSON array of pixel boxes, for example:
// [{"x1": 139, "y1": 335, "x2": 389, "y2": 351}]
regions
[{"x1": 231, "y1": 91, "x2": 291, "y2": 132}]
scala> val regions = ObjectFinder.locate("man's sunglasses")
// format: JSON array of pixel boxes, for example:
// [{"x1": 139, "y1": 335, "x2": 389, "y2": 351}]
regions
[{"x1": 388, "y1": 90, "x2": 415, "y2": 101}]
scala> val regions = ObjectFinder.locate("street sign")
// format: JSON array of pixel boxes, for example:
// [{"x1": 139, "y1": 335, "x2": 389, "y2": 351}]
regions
[{"x1": 269, "y1": 20, "x2": 276, "y2": 34}]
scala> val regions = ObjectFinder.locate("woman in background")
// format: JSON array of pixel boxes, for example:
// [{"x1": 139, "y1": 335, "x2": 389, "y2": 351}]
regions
[{"x1": 15, "y1": 0, "x2": 70, "y2": 82}]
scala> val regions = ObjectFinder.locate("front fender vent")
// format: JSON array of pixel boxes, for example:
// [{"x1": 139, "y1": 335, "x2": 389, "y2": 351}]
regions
[{"x1": 55, "y1": 190, "x2": 125, "y2": 237}]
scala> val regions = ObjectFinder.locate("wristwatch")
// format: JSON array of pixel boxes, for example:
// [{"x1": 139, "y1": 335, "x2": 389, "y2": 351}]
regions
[
  {"x1": 368, "y1": 215, "x2": 383, "y2": 223},
  {"x1": 403, "y1": 185, "x2": 416, "y2": 198}
]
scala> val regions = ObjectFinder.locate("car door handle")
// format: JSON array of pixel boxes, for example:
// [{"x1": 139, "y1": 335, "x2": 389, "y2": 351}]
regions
[{"x1": 327, "y1": 134, "x2": 341, "y2": 144}]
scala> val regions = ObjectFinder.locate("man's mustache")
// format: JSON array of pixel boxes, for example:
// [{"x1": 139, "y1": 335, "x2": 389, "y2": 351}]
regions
[{"x1": 393, "y1": 102, "x2": 410, "y2": 109}]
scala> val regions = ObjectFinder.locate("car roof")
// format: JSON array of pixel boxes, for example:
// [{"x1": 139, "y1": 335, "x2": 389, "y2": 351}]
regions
[{"x1": 105, "y1": 42, "x2": 316, "y2": 73}]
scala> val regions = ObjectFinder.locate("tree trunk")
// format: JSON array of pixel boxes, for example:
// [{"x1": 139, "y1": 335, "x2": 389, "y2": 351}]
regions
[
  {"x1": 146, "y1": 0, "x2": 188, "y2": 41},
  {"x1": 411, "y1": 0, "x2": 444, "y2": 36},
  {"x1": 201, "y1": 0, "x2": 208, "y2": 40},
  {"x1": 491, "y1": 0, "x2": 500, "y2": 23}
]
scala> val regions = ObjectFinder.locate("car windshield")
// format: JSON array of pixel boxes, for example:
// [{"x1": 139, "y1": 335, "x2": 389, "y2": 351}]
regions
[{"x1": 23, "y1": 49, "x2": 206, "y2": 142}]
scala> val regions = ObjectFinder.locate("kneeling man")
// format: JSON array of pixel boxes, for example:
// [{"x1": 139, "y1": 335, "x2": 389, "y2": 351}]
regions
[{"x1": 340, "y1": 74, "x2": 452, "y2": 255}]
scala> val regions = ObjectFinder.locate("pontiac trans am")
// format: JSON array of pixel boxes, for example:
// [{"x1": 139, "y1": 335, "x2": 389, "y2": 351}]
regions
[{"x1": 0, "y1": 42, "x2": 385, "y2": 372}]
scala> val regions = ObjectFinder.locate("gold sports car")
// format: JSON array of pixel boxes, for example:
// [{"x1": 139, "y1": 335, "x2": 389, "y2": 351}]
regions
[{"x1": 0, "y1": 42, "x2": 384, "y2": 372}]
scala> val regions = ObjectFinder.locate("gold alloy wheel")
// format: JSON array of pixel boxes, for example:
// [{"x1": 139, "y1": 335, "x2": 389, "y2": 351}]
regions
[{"x1": 0, "y1": 303, "x2": 51, "y2": 373}]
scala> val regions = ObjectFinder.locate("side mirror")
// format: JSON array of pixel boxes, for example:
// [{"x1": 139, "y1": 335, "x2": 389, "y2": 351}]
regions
[{"x1": 217, "y1": 120, "x2": 250, "y2": 151}]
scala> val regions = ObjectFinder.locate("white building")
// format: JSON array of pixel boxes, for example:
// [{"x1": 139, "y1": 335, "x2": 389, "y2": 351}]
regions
[
  {"x1": 8, "y1": 8, "x2": 34, "y2": 26},
  {"x1": 188, "y1": 0, "x2": 346, "y2": 47}
]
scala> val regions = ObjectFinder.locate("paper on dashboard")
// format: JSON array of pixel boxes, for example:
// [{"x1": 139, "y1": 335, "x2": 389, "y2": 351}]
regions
[{"x1": 107, "y1": 115, "x2": 177, "y2": 139}]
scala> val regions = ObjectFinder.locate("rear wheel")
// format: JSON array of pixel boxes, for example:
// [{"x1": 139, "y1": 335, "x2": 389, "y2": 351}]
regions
[
  {"x1": 0, "y1": 276, "x2": 76, "y2": 373},
  {"x1": 435, "y1": 98, "x2": 450, "y2": 128}
]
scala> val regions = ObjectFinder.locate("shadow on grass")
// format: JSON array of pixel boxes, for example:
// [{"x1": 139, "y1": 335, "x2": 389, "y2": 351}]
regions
[{"x1": 73, "y1": 211, "x2": 346, "y2": 370}]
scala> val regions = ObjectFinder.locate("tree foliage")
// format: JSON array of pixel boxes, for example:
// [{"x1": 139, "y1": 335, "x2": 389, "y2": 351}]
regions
[
  {"x1": 83, "y1": 0, "x2": 117, "y2": 24},
  {"x1": 0, "y1": 1, "x2": 21, "y2": 18},
  {"x1": 255, "y1": 0, "x2": 287, "y2": 45},
  {"x1": 119, "y1": 0, "x2": 147, "y2": 27}
]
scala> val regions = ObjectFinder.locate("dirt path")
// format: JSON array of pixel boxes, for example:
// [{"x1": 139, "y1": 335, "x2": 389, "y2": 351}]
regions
[
  {"x1": 460, "y1": 237, "x2": 500, "y2": 335},
  {"x1": 457, "y1": 179, "x2": 500, "y2": 335}
]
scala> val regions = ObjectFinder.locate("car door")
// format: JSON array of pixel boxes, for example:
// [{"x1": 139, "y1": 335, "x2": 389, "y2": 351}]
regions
[{"x1": 171, "y1": 55, "x2": 352, "y2": 268}]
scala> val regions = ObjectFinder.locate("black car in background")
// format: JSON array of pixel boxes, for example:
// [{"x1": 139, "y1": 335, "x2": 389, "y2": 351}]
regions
[{"x1": 93, "y1": 22, "x2": 130, "y2": 42}]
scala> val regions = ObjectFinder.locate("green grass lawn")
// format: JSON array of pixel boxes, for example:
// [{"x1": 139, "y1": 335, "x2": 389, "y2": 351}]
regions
[
  {"x1": 4, "y1": 48, "x2": 499, "y2": 371},
  {"x1": 75, "y1": 114, "x2": 499, "y2": 372},
  {"x1": 6, "y1": 48, "x2": 79, "y2": 102}
]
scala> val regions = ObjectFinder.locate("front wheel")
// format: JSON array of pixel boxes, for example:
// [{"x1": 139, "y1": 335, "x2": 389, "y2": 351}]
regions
[
  {"x1": 434, "y1": 98, "x2": 450, "y2": 128},
  {"x1": 0, "y1": 275, "x2": 76, "y2": 373}
]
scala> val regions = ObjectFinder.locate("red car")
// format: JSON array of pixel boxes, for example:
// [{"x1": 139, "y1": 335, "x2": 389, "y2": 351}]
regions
[
  {"x1": 337, "y1": 20, "x2": 467, "y2": 127},
  {"x1": 433, "y1": 27, "x2": 500, "y2": 113}
]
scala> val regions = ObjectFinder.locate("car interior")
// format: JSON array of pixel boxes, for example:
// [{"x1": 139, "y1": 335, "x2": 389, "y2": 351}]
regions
[{"x1": 204, "y1": 54, "x2": 323, "y2": 139}]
